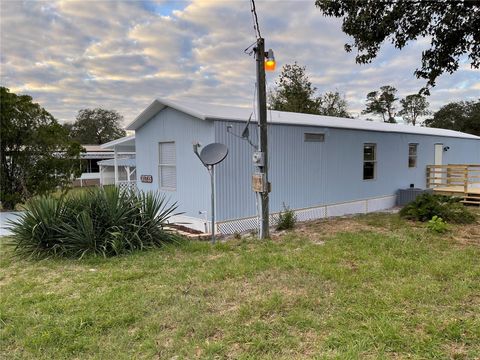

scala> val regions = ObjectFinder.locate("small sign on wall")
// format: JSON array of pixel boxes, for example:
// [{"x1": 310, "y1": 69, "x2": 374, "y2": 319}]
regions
[{"x1": 140, "y1": 175, "x2": 153, "y2": 183}]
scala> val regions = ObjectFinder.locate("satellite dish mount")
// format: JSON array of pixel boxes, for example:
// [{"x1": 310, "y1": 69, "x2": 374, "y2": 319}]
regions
[{"x1": 193, "y1": 142, "x2": 229, "y2": 244}]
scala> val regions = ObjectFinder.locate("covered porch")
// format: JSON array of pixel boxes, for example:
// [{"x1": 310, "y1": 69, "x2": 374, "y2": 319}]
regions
[
  {"x1": 426, "y1": 164, "x2": 480, "y2": 204},
  {"x1": 101, "y1": 135, "x2": 136, "y2": 191}
]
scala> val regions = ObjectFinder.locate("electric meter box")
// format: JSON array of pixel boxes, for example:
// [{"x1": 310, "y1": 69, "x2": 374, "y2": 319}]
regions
[{"x1": 252, "y1": 151, "x2": 265, "y2": 166}]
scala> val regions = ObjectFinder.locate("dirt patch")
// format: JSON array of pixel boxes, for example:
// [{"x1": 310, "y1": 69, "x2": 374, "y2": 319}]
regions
[
  {"x1": 292, "y1": 216, "x2": 388, "y2": 242},
  {"x1": 451, "y1": 221, "x2": 480, "y2": 246}
]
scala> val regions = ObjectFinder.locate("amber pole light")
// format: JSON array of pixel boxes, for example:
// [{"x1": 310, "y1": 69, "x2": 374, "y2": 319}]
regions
[{"x1": 264, "y1": 48, "x2": 275, "y2": 71}]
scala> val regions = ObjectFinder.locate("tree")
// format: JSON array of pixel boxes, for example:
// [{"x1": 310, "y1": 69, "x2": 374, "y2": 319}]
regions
[
  {"x1": 268, "y1": 62, "x2": 321, "y2": 115},
  {"x1": 424, "y1": 100, "x2": 480, "y2": 136},
  {"x1": 398, "y1": 94, "x2": 431, "y2": 126},
  {"x1": 269, "y1": 63, "x2": 351, "y2": 118},
  {"x1": 362, "y1": 85, "x2": 398, "y2": 123},
  {"x1": 315, "y1": 0, "x2": 480, "y2": 94},
  {"x1": 0, "y1": 87, "x2": 83, "y2": 210},
  {"x1": 68, "y1": 108, "x2": 126, "y2": 144},
  {"x1": 318, "y1": 91, "x2": 351, "y2": 118}
]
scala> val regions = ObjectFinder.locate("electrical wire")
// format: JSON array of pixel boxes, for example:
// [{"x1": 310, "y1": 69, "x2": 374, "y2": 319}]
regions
[
  {"x1": 250, "y1": 0, "x2": 262, "y2": 39},
  {"x1": 244, "y1": 40, "x2": 257, "y2": 56}
]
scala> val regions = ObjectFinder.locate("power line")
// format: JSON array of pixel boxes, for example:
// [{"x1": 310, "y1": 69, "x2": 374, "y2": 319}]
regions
[{"x1": 250, "y1": 0, "x2": 262, "y2": 39}]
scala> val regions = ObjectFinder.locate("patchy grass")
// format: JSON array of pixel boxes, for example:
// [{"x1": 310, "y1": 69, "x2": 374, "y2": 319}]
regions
[{"x1": 1, "y1": 212, "x2": 479, "y2": 359}]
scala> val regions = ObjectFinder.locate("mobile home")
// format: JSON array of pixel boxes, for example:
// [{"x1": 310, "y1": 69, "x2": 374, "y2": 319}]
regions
[{"x1": 118, "y1": 98, "x2": 480, "y2": 233}]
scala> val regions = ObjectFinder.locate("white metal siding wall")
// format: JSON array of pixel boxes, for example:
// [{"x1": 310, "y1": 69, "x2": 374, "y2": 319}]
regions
[
  {"x1": 135, "y1": 108, "x2": 215, "y2": 218},
  {"x1": 215, "y1": 121, "x2": 328, "y2": 221},
  {"x1": 214, "y1": 120, "x2": 480, "y2": 221}
]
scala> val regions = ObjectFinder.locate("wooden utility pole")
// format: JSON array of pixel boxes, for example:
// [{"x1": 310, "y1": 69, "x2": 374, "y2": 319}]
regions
[{"x1": 255, "y1": 37, "x2": 269, "y2": 239}]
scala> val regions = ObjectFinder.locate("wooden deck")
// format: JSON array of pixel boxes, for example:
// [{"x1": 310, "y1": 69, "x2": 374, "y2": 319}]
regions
[{"x1": 427, "y1": 165, "x2": 480, "y2": 205}]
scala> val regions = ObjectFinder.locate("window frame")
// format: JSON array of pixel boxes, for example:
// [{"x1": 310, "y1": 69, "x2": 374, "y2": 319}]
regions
[
  {"x1": 363, "y1": 143, "x2": 377, "y2": 181},
  {"x1": 408, "y1": 143, "x2": 418, "y2": 168},
  {"x1": 158, "y1": 141, "x2": 176, "y2": 191}
]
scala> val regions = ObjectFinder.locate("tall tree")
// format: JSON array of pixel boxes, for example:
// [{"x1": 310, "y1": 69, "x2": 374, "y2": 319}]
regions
[
  {"x1": 69, "y1": 108, "x2": 126, "y2": 144},
  {"x1": 362, "y1": 85, "x2": 398, "y2": 123},
  {"x1": 318, "y1": 91, "x2": 351, "y2": 118},
  {"x1": 398, "y1": 94, "x2": 431, "y2": 126},
  {"x1": 315, "y1": 0, "x2": 480, "y2": 94},
  {"x1": 424, "y1": 100, "x2": 480, "y2": 136},
  {"x1": 269, "y1": 63, "x2": 351, "y2": 118},
  {"x1": 268, "y1": 62, "x2": 321, "y2": 115},
  {"x1": 0, "y1": 87, "x2": 82, "y2": 210}
]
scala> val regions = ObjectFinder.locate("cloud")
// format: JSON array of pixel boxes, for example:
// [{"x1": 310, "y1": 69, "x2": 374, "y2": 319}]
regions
[{"x1": 1, "y1": 0, "x2": 479, "y2": 125}]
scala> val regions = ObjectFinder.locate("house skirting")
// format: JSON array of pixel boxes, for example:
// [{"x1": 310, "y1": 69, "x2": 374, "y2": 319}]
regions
[{"x1": 215, "y1": 194, "x2": 397, "y2": 234}]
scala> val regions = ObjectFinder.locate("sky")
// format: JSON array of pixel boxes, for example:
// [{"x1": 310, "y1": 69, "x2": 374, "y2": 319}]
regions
[{"x1": 1, "y1": 0, "x2": 479, "y2": 126}]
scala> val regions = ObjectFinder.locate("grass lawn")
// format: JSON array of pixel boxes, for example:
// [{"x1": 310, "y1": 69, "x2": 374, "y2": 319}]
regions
[{"x1": 1, "y1": 212, "x2": 479, "y2": 359}]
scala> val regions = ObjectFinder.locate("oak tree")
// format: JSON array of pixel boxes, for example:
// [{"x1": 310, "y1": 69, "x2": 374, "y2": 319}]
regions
[
  {"x1": 0, "y1": 87, "x2": 82, "y2": 209},
  {"x1": 398, "y1": 94, "x2": 430, "y2": 126},
  {"x1": 362, "y1": 85, "x2": 398, "y2": 123},
  {"x1": 315, "y1": 0, "x2": 480, "y2": 93},
  {"x1": 68, "y1": 108, "x2": 126, "y2": 144},
  {"x1": 424, "y1": 100, "x2": 480, "y2": 136}
]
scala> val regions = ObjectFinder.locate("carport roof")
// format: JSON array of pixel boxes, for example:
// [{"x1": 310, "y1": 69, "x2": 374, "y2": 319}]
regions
[
  {"x1": 101, "y1": 135, "x2": 136, "y2": 152},
  {"x1": 126, "y1": 98, "x2": 480, "y2": 140},
  {"x1": 98, "y1": 157, "x2": 136, "y2": 167}
]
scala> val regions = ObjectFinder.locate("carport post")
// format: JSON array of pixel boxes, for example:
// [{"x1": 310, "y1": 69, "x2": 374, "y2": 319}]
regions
[{"x1": 114, "y1": 148, "x2": 118, "y2": 186}]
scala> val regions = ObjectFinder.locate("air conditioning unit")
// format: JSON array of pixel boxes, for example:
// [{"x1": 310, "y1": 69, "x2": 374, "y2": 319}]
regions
[{"x1": 397, "y1": 187, "x2": 433, "y2": 206}]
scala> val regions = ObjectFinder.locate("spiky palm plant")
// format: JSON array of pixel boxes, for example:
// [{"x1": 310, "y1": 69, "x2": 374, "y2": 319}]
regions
[{"x1": 8, "y1": 187, "x2": 181, "y2": 259}]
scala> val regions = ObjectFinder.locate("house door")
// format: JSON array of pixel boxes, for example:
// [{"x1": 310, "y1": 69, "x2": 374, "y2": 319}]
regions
[
  {"x1": 434, "y1": 144, "x2": 443, "y2": 185},
  {"x1": 434, "y1": 144, "x2": 443, "y2": 166}
]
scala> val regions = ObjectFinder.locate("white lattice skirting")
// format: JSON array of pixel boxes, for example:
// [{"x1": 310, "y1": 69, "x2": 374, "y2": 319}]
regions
[
  {"x1": 216, "y1": 195, "x2": 397, "y2": 234},
  {"x1": 117, "y1": 181, "x2": 138, "y2": 193}
]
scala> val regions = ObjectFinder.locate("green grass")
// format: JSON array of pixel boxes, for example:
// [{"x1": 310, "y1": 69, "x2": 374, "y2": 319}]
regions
[{"x1": 1, "y1": 213, "x2": 479, "y2": 359}]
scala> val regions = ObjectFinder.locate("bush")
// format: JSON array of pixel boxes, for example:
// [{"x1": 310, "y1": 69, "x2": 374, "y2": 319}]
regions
[
  {"x1": 8, "y1": 187, "x2": 180, "y2": 259},
  {"x1": 399, "y1": 193, "x2": 476, "y2": 224},
  {"x1": 427, "y1": 215, "x2": 449, "y2": 233},
  {"x1": 276, "y1": 204, "x2": 297, "y2": 231}
]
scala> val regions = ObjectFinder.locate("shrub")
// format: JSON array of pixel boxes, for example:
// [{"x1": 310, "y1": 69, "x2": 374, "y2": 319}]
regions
[
  {"x1": 427, "y1": 215, "x2": 449, "y2": 233},
  {"x1": 276, "y1": 204, "x2": 297, "y2": 231},
  {"x1": 399, "y1": 193, "x2": 476, "y2": 224},
  {"x1": 8, "y1": 187, "x2": 180, "y2": 259}
]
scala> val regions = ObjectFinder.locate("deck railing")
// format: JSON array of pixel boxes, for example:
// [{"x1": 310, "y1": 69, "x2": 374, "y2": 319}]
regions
[{"x1": 426, "y1": 164, "x2": 480, "y2": 204}]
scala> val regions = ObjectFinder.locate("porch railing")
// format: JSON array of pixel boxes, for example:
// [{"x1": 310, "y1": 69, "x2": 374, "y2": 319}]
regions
[{"x1": 426, "y1": 164, "x2": 480, "y2": 203}]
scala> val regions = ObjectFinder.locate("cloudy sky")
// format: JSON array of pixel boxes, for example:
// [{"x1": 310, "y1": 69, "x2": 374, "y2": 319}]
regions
[{"x1": 1, "y1": 0, "x2": 479, "y2": 125}]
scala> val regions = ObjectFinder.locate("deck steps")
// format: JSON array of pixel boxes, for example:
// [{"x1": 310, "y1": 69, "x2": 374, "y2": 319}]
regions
[{"x1": 462, "y1": 193, "x2": 480, "y2": 206}]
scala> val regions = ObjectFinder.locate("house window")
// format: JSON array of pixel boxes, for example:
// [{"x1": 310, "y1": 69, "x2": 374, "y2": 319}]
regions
[
  {"x1": 304, "y1": 133, "x2": 325, "y2": 142},
  {"x1": 158, "y1": 142, "x2": 176, "y2": 190},
  {"x1": 363, "y1": 143, "x2": 376, "y2": 180},
  {"x1": 408, "y1": 144, "x2": 418, "y2": 168}
]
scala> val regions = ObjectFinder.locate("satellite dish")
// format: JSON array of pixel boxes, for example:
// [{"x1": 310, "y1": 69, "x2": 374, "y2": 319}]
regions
[
  {"x1": 199, "y1": 143, "x2": 228, "y2": 166},
  {"x1": 192, "y1": 142, "x2": 229, "y2": 244}
]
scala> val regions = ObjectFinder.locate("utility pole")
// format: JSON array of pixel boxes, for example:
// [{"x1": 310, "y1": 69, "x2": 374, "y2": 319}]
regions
[{"x1": 255, "y1": 37, "x2": 269, "y2": 239}]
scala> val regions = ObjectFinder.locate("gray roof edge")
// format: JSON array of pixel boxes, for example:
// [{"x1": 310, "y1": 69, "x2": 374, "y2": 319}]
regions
[
  {"x1": 209, "y1": 117, "x2": 479, "y2": 140},
  {"x1": 126, "y1": 98, "x2": 479, "y2": 140}
]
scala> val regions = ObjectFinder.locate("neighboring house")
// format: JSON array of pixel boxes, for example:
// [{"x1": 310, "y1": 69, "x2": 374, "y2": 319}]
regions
[
  {"x1": 122, "y1": 98, "x2": 480, "y2": 233},
  {"x1": 100, "y1": 135, "x2": 136, "y2": 191},
  {"x1": 72, "y1": 145, "x2": 114, "y2": 187}
]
